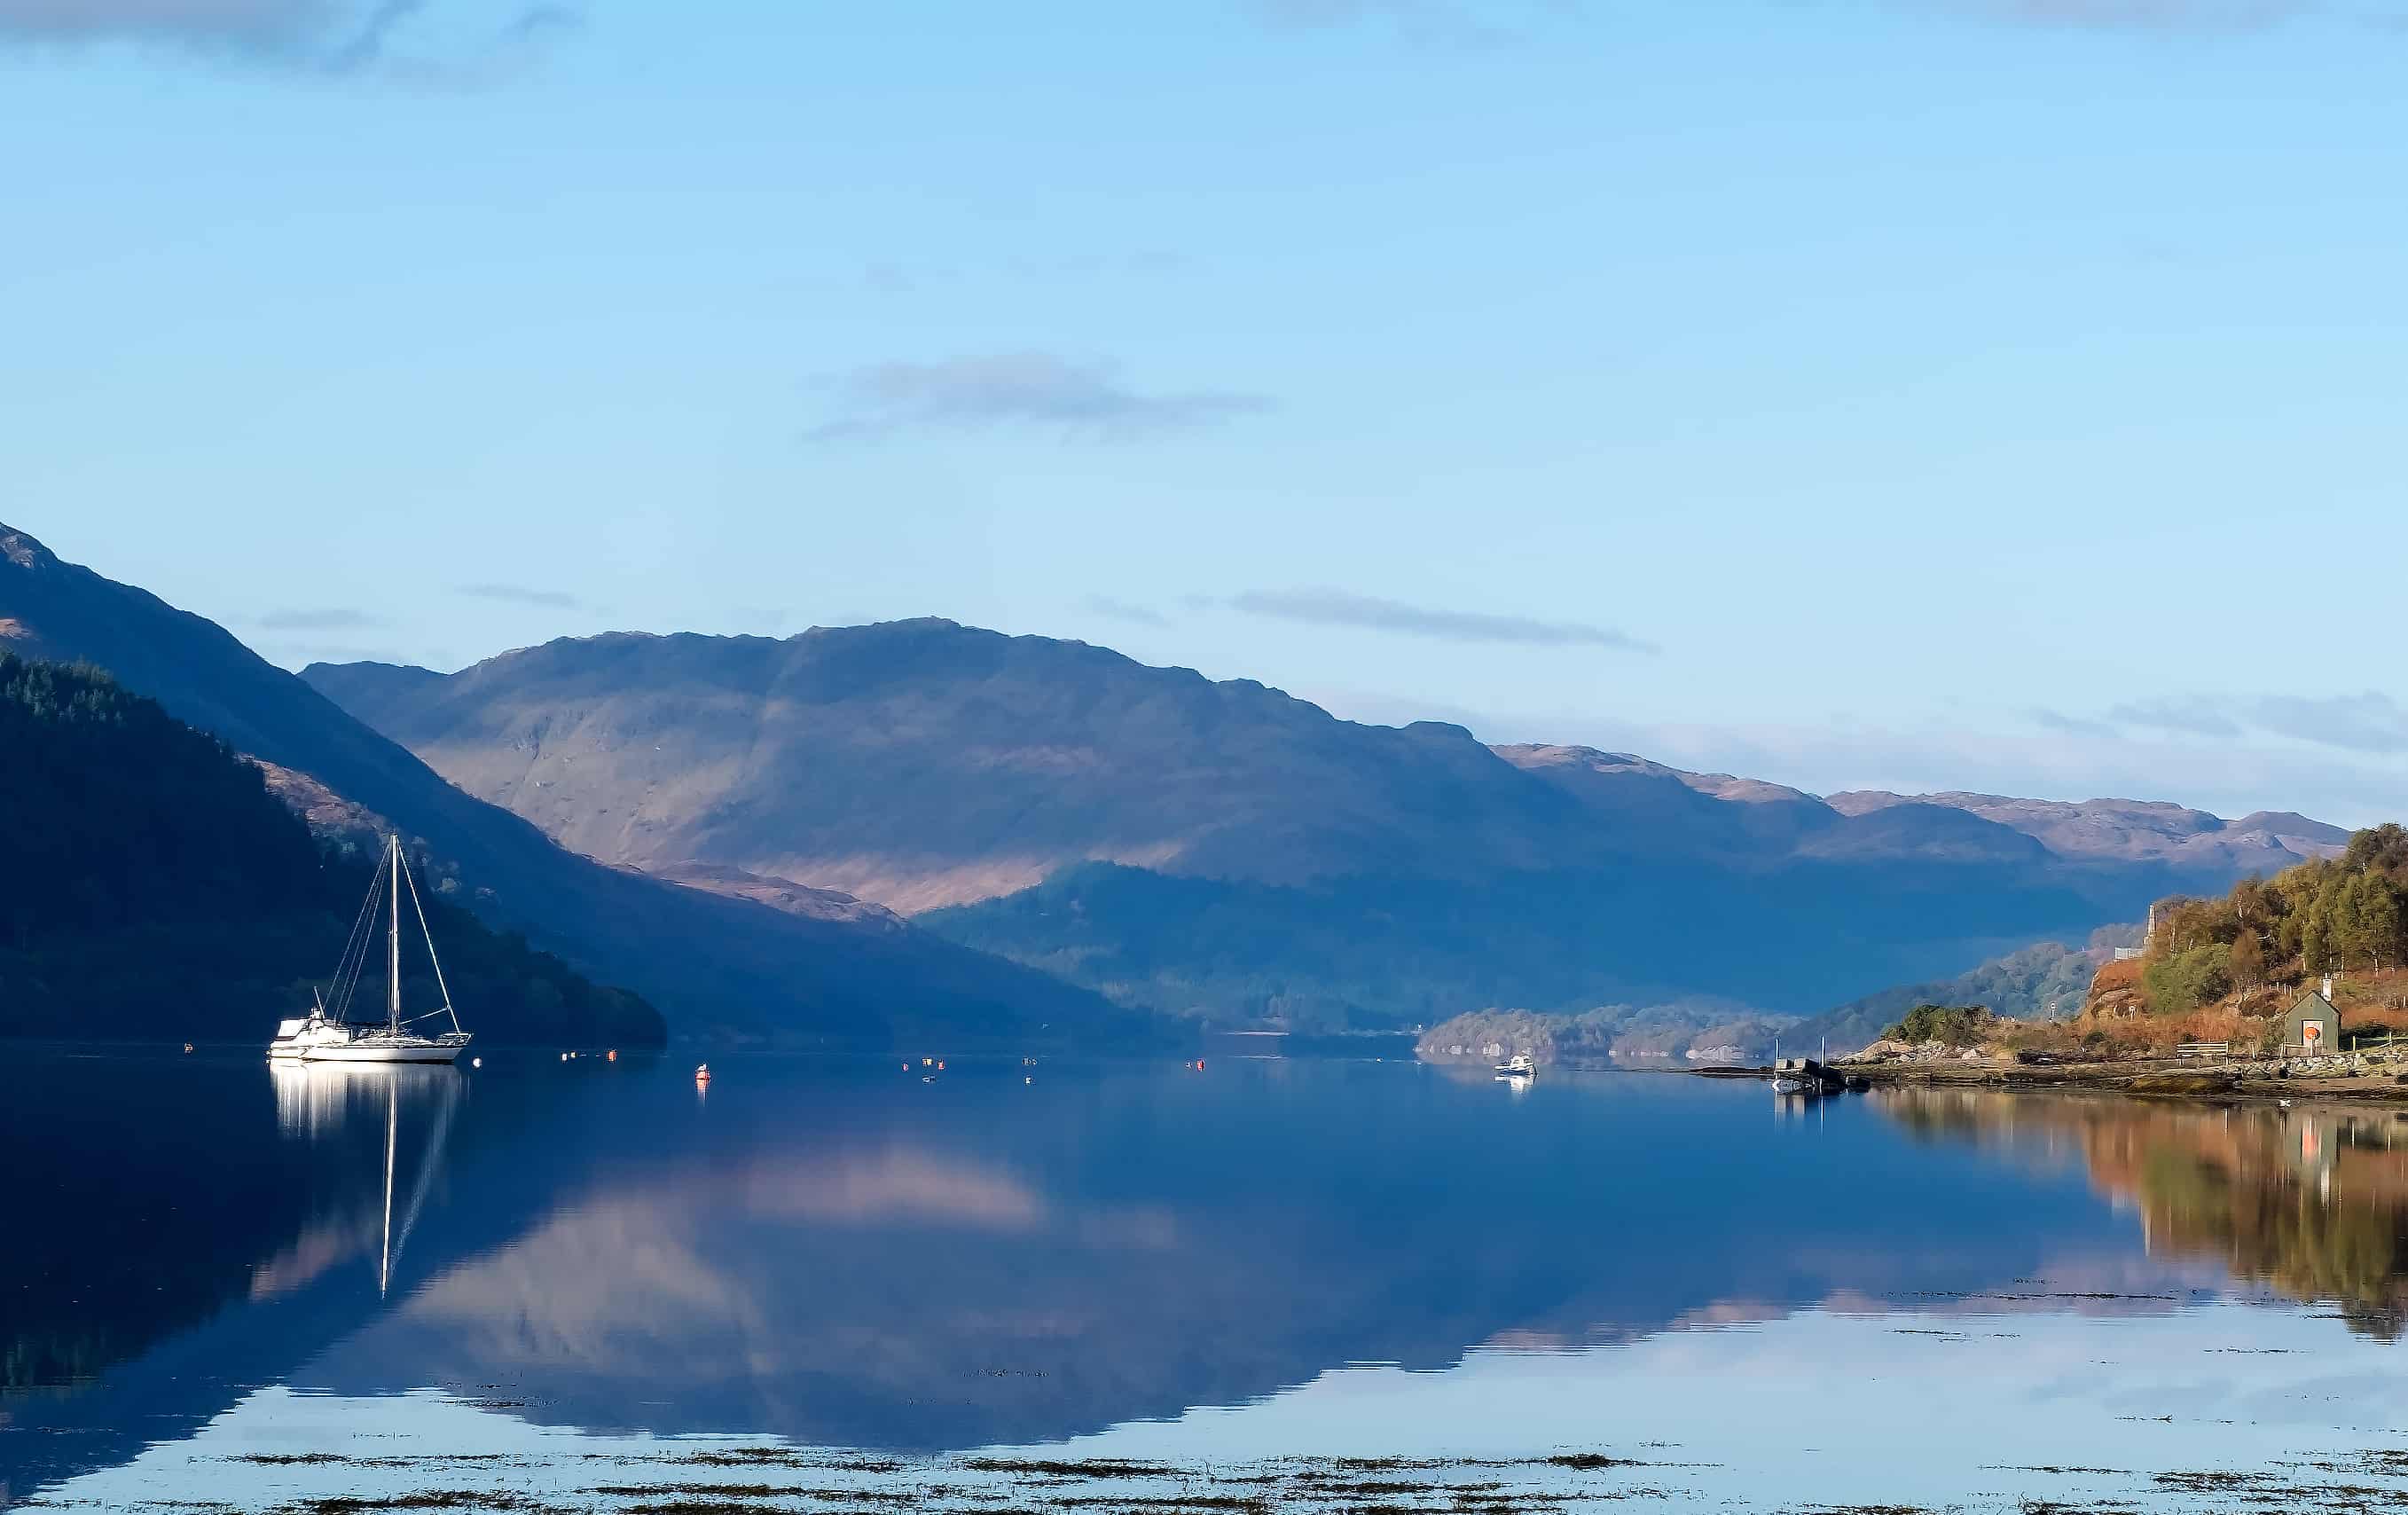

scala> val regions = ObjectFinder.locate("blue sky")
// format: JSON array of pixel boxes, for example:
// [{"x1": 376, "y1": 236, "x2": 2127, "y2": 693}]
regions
[{"x1": 5, "y1": 1, "x2": 2405, "y2": 822}]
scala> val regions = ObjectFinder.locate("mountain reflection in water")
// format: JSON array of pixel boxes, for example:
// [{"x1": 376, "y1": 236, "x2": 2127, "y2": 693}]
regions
[{"x1": 12, "y1": 1051, "x2": 2408, "y2": 1501}]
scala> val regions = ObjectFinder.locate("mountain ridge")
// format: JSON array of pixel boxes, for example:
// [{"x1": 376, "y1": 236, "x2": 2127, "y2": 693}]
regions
[
  {"x1": 310, "y1": 630, "x2": 2346, "y2": 909},
  {"x1": 298, "y1": 623, "x2": 2342, "y2": 1033}
]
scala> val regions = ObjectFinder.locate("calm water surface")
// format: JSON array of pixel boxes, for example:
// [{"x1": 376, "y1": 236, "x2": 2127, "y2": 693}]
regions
[{"x1": 10, "y1": 1049, "x2": 2408, "y2": 1512}]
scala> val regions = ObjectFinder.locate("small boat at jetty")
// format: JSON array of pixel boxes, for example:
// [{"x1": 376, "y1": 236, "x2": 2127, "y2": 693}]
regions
[
  {"x1": 271, "y1": 835, "x2": 472, "y2": 1065},
  {"x1": 1494, "y1": 1052, "x2": 1537, "y2": 1081}
]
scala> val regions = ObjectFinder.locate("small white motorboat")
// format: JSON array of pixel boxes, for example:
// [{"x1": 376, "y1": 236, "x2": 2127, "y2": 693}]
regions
[{"x1": 1494, "y1": 1052, "x2": 1537, "y2": 1081}]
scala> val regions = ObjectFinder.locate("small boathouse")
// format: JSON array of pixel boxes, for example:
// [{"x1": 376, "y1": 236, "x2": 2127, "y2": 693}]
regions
[{"x1": 2282, "y1": 985, "x2": 2340, "y2": 1054}]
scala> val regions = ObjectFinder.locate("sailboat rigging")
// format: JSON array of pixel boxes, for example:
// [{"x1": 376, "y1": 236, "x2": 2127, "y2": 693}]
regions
[{"x1": 270, "y1": 834, "x2": 473, "y2": 1064}]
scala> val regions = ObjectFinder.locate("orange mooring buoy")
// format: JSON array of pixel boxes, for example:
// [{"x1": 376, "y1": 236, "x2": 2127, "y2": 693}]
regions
[{"x1": 607, "y1": 1048, "x2": 618, "y2": 1063}]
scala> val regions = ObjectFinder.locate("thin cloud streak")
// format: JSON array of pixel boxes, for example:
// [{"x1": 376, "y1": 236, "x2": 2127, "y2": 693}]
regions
[
  {"x1": 2043, "y1": 690, "x2": 2408, "y2": 756},
  {"x1": 2102, "y1": 695, "x2": 2246, "y2": 739},
  {"x1": 1967, "y1": 0, "x2": 2317, "y2": 27},
  {"x1": 805, "y1": 353, "x2": 1275, "y2": 443},
  {"x1": 1246, "y1": 0, "x2": 1575, "y2": 45},
  {"x1": 2254, "y1": 692, "x2": 2408, "y2": 754},
  {"x1": 2028, "y1": 707, "x2": 2122, "y2": 740},
  {"x1": 1231, "y1": 587, "x2": 1658, "y2": 652},
  {"x1": 0, "y1": 0, "x2": 584, "y2": 75},
  {"x1": 0, "y1": 0, "x2": 312, "y2": 46},
  {"x1": 1083, "y1": 594, "x2": 1173, "y2": 628},
  {"x1": 457, "y1": 581, "x2": 585, "y2": 612},
  {"x1": 257, "y1": 606, "x2": 382, "y2": 631}
]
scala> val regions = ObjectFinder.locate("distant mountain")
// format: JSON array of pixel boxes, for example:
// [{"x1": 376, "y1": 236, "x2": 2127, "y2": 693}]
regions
[
  {"x1": 1824, "y1": 790, "x2": 2346, "y2": 874},
  {"x1": 300, "y1": 620, "x2": 2340, "y2": 1029},
  {"x1": 302, "y1": 625, "x2": 1607, "y2": 912},
  {"x1": 0, "y1": 525, "x2": 1137, "y2": 1048},
  {"x1": 0, "y1": 653, "x2": 663, "y2": 1047}
]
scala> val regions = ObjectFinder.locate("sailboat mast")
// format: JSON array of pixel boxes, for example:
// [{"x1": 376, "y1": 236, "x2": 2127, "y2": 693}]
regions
[{"x1": 388, "y1": 834, "x2": 402, "y2": 1035}]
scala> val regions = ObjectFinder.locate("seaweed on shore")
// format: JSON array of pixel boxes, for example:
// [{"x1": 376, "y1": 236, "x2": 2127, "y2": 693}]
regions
[
  {"x1": 1045, "y1": 1497, "x2": 1268, "y2": 1511},
  {"x1": 958, "y1": 1459, "x2": 1177, "y2": 1480},
  {"x1": 279, "y1": 1494, "x2": 552, "y2": 1514},
  {"x1": 584, "y1": 1486, "x2": 811, "y2": 1499},
  {"x1": 235, "y1": 1454, "x2": 519, "y2": 1469}
]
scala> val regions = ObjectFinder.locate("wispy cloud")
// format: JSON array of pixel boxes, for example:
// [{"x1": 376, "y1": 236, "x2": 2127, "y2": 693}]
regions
[
  {"x1": 1230, "y1": 587, "x2": 1657, "y2": 652},
  {"x1": 2028, "y1": 707, "x2": 2122, "y2": 739},
  {"x1": 0, "y1": 0, "x2": 311, "y2": 48},
  {"x1": 0, "y1": 0, "x2": 584, "y2": 76},
  {"x1": 2043, "y1": 690, "x2": 2408, "y2": 756},
  {"x1": 2255, "y1": 692, "x2": 2408, "y2": 754},
  {"x1": 805, "y1": 353, "x2": 1275, "y2": 443},
  {"x1": 257, "y1": 606, "x2": 383, "y2": 631},
  {"x1": 1966, "y1": 0, "x2": 2316, "y2": 29},
  {"x1": 457, "y1": 581, "x2": 585, "y2": 612},
  {"x1": 1246, "y1": 0, "x2": 1573, "y2": 45},
  {"x1": 1082, "y1": 594, "x2": 1173, "y2": 628},
  {"x1": 2102, "y1": 695, "x2": 2246, "y2": 739}
]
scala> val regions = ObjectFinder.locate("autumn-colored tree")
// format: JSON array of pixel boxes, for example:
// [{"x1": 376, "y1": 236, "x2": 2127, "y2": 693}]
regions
[{"x1": 2230, "y1": 927, "x2": 2267, "y2": 990}]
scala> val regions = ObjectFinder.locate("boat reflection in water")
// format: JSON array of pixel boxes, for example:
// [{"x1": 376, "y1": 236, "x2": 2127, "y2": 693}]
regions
[{"x1": 263, "y1": 1061, "x2": 462, "y2": 1299}]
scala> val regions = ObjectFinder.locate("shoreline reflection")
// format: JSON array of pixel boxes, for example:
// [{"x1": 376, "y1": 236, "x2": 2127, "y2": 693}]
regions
[{"x1": 1878, "y1": 1087, "x2": 2408, "y2": 1337}]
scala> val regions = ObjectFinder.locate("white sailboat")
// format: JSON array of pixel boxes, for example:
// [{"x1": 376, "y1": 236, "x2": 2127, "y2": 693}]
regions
[{"x1": 270, "y1": 834, "x2": 472, "y2": 1064}]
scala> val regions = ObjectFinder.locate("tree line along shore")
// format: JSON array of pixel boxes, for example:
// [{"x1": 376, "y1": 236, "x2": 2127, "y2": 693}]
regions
[{"x1": 1836, "y1": 828, "x2": 2408, "y2": 1101}]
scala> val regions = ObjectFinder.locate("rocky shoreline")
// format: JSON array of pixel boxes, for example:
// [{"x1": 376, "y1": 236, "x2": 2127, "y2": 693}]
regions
[{"x1": 1706, "y1": 1036, "x2": 2408, "y2": 1103}]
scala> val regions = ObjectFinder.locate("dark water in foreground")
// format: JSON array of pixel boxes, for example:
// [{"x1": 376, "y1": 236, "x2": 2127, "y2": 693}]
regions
[{"x1": 10, "y1": 1050, "x2": 2408, "y2": 1512}]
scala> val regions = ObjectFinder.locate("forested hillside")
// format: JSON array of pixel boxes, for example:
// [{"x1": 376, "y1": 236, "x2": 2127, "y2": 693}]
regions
[
  {"x1": 2107, "y1": 826, "x2": 2408, "y2": 1022},
  {"x1": 0, "y1": 655, "x2": 663, "y2": 1047},
  {"x1": 1782, "y1": 934, "x2": 2130, "y2": 1054}
]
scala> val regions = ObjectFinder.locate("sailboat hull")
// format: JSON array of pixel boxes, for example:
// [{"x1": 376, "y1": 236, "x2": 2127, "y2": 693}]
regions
[
  {"x1": 270, "y1": 1024, "x2": 471, "y2": 1064},
  {"x1": 298, "y1": 1037, "x2": 470, "y2": 1064}
]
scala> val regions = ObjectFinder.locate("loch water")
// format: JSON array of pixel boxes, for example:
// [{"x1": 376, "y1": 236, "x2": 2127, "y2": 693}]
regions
[{"x1": 10, "y1": 1048, "x2": 2408, "y2": 1512}]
